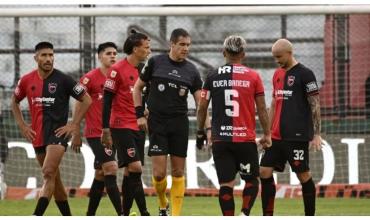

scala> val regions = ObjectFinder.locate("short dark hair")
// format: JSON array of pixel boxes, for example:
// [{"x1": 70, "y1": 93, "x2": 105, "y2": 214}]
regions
[
  {"x1": 97, "y1": 42, "x2": 117, "y2": 54},
  {"x1": 170, "y1": 28, "x2": 190, "y2": 43},
  {"x1": 34, "y1": 41, "x2": 53, "y2": 52},
  {"x1": 123, "y1": 29, "x2": 149, "y2": 55}
]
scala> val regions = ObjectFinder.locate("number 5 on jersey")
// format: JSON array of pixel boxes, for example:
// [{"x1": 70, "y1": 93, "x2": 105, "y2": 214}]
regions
[{"x1": 224, "y1": 89, "x2": 239, "y2": 117}]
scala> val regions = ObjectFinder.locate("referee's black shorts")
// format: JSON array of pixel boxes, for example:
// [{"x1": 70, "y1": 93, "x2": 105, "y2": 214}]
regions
[{"x1": 147, "y1": 114, "x2": 189, "y2": 158}]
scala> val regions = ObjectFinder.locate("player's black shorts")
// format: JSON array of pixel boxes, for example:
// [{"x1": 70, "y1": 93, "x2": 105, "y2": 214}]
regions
[
  {"x1": 147, "y1": 114, "x2": 189, "y2": 157},
  {"x1": 34, "y1": 140, "x2": 68, "y2": 155},
  {"x1": 260, "y1": 139, "x2": 310, "y2": 173},
  {"x1": 212, "y1": 141, "x2": 259, "y2": 184},
  {"x1": 111, "y1": 128, "x2": 145, "y2": 168},
  {"x1": 86, "y1": 137, "x2": 116, "y2": 169}
]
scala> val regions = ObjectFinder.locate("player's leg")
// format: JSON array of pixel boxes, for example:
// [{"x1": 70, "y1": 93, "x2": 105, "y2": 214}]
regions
[
  {"x1": 169, "y1": 155, "x2": 185, "y2": 216},
  {"x1": 288, "y1": 141, "x2": 316, "y2": 216},
  {"x1": 33, "y1": 144, "x2": 65, "y2": 216},
  {"x1": 167, "y1": 115, "x2": 188, "y2": 216},
  {"x1": 147, "y1": 115, "x2": 169, "y2": 215},
  {"x1": 101, "y1": 160, "x2": 121, "y2": 215},
  {"x1": 86, "y1": 169, "x2": 104, "y2": 216},
  {"x1": 212, "y1": 142, "x2": 237, "y2": 216},
  {"x1": 35, "y1": 148, "x2": 71, "y2": 216},
  {"x1": 259, "y1": 140, "x2": 284, "y2": 216},
  {"x1": 236, "y1": 143, "x2": 260, "y2": 216},
  {"x1": 152, "y1": 155, "x2": 169, "y2": 215}
]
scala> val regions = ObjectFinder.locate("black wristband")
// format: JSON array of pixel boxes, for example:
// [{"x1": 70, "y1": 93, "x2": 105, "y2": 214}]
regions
[
  {"x1": 135, "y1": 106, "x2": 145, "y2": 119},
  {"x1": 197, "y1": 129, "x2": 205, "y2": 135}
]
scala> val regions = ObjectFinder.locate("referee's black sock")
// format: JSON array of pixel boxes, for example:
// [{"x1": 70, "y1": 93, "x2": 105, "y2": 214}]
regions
[
  {"x1": 218, "y1": 186, "x2": 235, "y2": 216},
  {"x1": 129, "y1": 172, "x2": 149, "y2": 215},
  {"x1": 241, "y1": 178, "x2": 259, "y2": 216},
  {"x1": 55, "y1": 200, "x2": 72, "y2": 216},
  {"x1": 104, "y1": 175, "x2": 122, "y2": 216},
  {"x1": 86, "y1": 178, "x2": 105, "y2": 216},
  {"x1": 33, "y1": 197, "x2": 49, "y2": 216},
  {"x1": 260, "y1": 177, "x2": 276, "y2": 216},
  {"x1": 301, "y1": 178, "x2": 316, "y2": 216}
]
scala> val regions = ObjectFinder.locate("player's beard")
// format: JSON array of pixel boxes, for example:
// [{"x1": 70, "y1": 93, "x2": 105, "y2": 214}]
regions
[{"x1": 40, "y1": 62, "x2": 53, "y2": 73}]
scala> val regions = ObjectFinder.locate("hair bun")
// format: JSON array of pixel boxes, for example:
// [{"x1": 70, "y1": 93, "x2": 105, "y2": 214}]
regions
[{"x1": 130, "y1": 29, "x2": 137, "y2": 34}]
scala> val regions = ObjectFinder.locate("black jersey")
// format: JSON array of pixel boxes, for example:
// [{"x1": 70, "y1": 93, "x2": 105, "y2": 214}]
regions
[
  {"x1": 140, "y1": 54, "x2": 202, "y2": 118},
  {"x1": 14, "y1": 69, "x2": 86, "y2": 147},
  {"x1": 271, "y1": 63, "x2": 319, "y2": 142}
]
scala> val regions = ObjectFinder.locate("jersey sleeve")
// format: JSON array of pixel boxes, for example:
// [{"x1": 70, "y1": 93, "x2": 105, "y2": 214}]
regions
[
  {"x1": 190, "y1": 68, "x2": 203, "y2": 94},
  {"x1": 139, "y1": 57, "x2": 155, "y2": 82},
  {"x1": 80, "y1": 75, "x2": 91, "y2": 93},
  {"x1": 65, "y1": 75, "x2": 86, "y2": 101},
  {"x1": 14, "y1": 77, "x2": 27, "y2": 103},
  {"x1": 302, "y1": 69, "x2": 319, "y2": 96},
  {"x1": 200, "y1": 73, "x2": 212, "y2": 101},
  {"x1": 104, "y1": 67, "x2": 120, "y2": 94},
  {"x1": 255, "y1": 73, "x2": 265, "y2": 97}
]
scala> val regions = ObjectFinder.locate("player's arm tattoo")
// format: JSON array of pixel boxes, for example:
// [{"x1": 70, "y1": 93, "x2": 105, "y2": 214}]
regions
[
  {"x1": 307, "y1": 94, "x2": 321, "y2": 135},
  {"x1": 255, "y1": 96, "x2": 270, "y2": 135}
]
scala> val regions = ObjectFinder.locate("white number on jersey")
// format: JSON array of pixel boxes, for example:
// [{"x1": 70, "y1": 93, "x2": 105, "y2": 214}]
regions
[{"x1": 224, "y1": 89, "x2": 239, "y2": 117}]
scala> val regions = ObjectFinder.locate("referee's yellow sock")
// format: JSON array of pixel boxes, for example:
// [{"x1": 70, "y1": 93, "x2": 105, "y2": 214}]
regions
[
  {"x1": 170, "y1": 176, "x2": 185, "y2": 216},
  {"x1": 152, "y1": 176, "x2": 168, "y2": 209}
]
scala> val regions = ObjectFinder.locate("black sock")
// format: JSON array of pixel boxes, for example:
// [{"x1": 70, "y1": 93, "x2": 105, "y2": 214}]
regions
[
  {"x1": 33, "y1": 197, "x2": 50, "y2": 216},
  {"x1": 261, "y1": 177, "x2": 276, "y2": 216},
  {"x1": 55, "y1": 200, "x2": 72, "y2": 216},
  {"x1": 104, "y1": 175, "x2": 123, "y2": 216},
  {"x1": 129, "y1": 172, "x2": 148, "y2": 215},
  {"x1": 218, "y1": 186, "x2": 234, "y2": 216},
  {"x1": 86, "y1": 178, "x2": 105, "y2": 216},
  {"x1": 122, "y1": 175, "x2": 130, "y2": 215},
  {"x1": 301, "y1": 178, "x2": 316, "y2": 216},
  {"x1": 241, "y1": 178, "x2": 259, "y2": 216}
]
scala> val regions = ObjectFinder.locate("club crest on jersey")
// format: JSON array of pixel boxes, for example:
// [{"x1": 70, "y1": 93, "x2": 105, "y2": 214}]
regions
[
  {"x1": 158, "y1": 83, "x2": 165, "y2": 92},
  {"x1": 127, "y1": 148, "x2": 136, "y2": 158},
  {"x1": 48, "y1": 83, "x2": 57, "y2": 94},
  {"x1": 104, "y1": 148, "x2": 113, "y2": 156},
  {"x1": 82, "y1": 77, "x2": 89, "y2": 85},
  {"x1": 287, "y1": 76, "x2": 295, "y2": 86},
  {"x1": 110, "y1": 70, "x2": 117, "y2": 78}
]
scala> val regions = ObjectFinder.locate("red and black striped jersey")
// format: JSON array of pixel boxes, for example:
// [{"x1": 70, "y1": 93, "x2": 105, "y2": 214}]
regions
[
  {"x1": 201, "y1": 64, "x2": 265, "y2": 142},
  {"x1": 103, "y1": 58, "x2": 139, "y2": 130},
  {"x1": 271, "y1": 63, "x2": 319, "y2": 141},
  {"x1": 14, "y1": 69, "x2": 86, "y2": 147},
  {"x1": 80, "y1": 68, "x2": 106, "y2": 138}
]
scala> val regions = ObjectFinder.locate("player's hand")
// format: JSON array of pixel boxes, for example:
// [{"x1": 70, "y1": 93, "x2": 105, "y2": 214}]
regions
[
  {"x1": 137, "y1": 117, "x2": 148, "y2": 133},
  {"x1": 196, "y1": 129, "x2": 207, "y2": 150},
  {"x1": 258, "y1": 134, "x2": 272, "y2": 149},
  {"x1": 309, "y1": 134, "x2": 322, "y2": 152},
  {"x1": 71, "y1": 132, "x2": 82, "y2": 153},
  {"x1": 205, "y1": 127, "x2": 212, "y2": 150},
  {"x1": 101, "y1": 128, "x2": 113, "y2": 149},
  {"x1": 20, "y1": 123, "x2": 36, "y2": 142},
  {"x1": 144, "y1": 108, "x2": 149, "y2": 119},
  {"x1": 55, "y1": 123, "x2": 79, "y2": 139}
]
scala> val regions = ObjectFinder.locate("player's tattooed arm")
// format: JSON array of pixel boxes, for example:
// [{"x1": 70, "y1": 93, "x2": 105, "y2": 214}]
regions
[{"x1": 307, "y1": 94, "x2": 321, "y2": 135}]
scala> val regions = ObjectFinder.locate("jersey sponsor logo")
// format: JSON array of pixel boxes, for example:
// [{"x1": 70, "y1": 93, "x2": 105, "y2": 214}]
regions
[
  {"x1": 150, "y1": 145, "x2": 162, "y2": 152},
  {"x1": 220, "y1": 125, "x2": 247, "y2": 131},
  {"x1": 73, "y1": 84, "x2": 85, "y2": 95},
  {"x1": 168, "y1": 82, "x2": 177, "y2": 88},
  {"x1": 306, "y1": 81, "x2": 318, "y2": 93},
  {"x1": 48, "y1": 83, "x2": 57, "y2": 94},
  {"x1": 104, "y1": 148, "x2": 113, "y2": 156},
  {"x1": 168, "y1": 69, "x2": 181, "y2": 78},
  {"x1": 218, "y1": 66, "x2": 232, "y2": 74},
  {"x1": 287, "y1": 75, "x2": 295, "y2": 86},
  {"x1": 110, "y1": 70, "x2": 117, "y2": 78},
  {"x1": 233, "y1": 66, "x2": 247, "y2": 74},
  {"x1": 82, "y1": 77, "x2": 90, "y2": 85},
  {"x1": 275, "y1": 89, "x2": 293, "y2": 99},
  {"x1": 104, "y1": 79, "x2": 116, "y2": 90},
  {"x1": 127, "y1": 148, "x2": 136, "y2": 158},
  {"x1": 158, "y1": 83, "x2": 165, "y2": 92},
  {"x1": 219, "y1": 131, "x2": 247, "y2": 137},
  {"x1": 31, "y1": 97, "x2": 55, "y2": 106}
]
